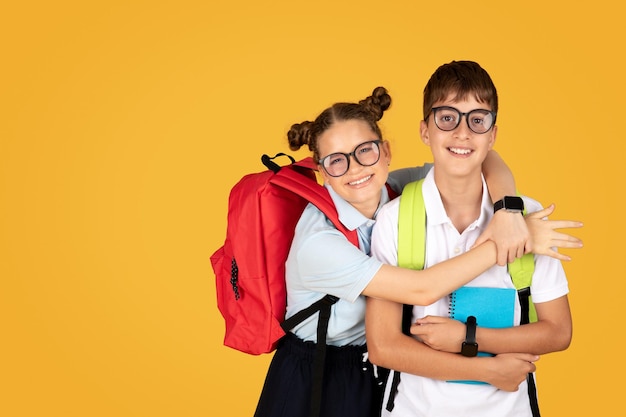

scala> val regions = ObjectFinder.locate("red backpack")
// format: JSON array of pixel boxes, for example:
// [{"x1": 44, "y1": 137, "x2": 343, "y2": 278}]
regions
[{"x1": 210, "y1": 153, "x2": 359, "y2": 355}]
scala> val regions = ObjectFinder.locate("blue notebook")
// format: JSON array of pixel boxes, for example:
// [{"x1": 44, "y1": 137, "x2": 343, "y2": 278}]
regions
[{"x1": 447, "y1": 286, "x2": 517, "y2": 385}]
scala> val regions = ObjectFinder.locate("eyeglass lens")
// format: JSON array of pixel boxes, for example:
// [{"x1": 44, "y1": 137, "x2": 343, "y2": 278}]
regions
[
  {"x1": 433, "y1": 106, "x2": 494, "y2": 134},
  {"x1": 321, "y1": 140, "x2": 381, "y2": 177}
]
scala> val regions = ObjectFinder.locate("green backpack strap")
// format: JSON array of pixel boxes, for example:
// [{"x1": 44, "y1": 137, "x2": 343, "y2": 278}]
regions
[
  {"x1": 398, "y1": 180, "x2": 537, "y2": 323},
  {"x1": 389, "y1": 179, "x2": 425, "y2": 413},
  {"x1": 508, "y1": 195, "x2": 537, "y2": 324},
  {"x1": 398, "y1": 179, "x2": 426, "y2": 270},
  {"x1": 507, "y1": 195, "x2": 537, "y2": 324},
  {"x1": 508, "y1": 253, "x2": 537, "y2": 323}
]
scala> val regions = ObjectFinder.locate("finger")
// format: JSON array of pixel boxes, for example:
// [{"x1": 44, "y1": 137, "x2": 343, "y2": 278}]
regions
[
  {"x1": 508, "y1": 250, "x2": 516, "y2": 264},
  {"x1": 409, "y1": 326, "x2": 425, "y2": 336},
  {"x1": 545, "y1": 220, "x2": 584, "y2": 230},
  {"x1": 544, "y1": 249, "x2": 572, "y2": 262},
  {"x1": 415, "y1": 316, "x2": 443, "y2": 324},
  {"x1": 551, "y1": 232, "x2": 582, "y2": 243},
  {"x1": 514, "y1": 353, "x2": 540, "y2": 363},
  {"x1": 552, "y1": 239, "x2": 583, "y2": 248},
  {"x1": 497, "y1": 251, "x2": 508, "y2": 266},
  {"x1": 527, "y1": 204, "x2": 555, "y2": 219},
  {"x1": 524, "y1": 243, "x2": 532, "y2": 255}
]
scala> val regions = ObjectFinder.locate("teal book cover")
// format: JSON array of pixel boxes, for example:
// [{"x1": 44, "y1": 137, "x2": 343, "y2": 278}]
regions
[{"x1": 447, "y1": 286, "x2": 517, "y2": 385}]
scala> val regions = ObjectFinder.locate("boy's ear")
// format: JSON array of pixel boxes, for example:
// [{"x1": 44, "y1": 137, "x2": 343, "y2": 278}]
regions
[
  {"x1": 420, "y1": 120, "x2": 430, "y2": 145},
  {"x1": 488, "y1": 125, "x2": 498, "y2": 150}
]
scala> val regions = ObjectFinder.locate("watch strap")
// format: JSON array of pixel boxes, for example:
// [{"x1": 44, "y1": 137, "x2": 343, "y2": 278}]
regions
[
  {"x1": 461, "y1": 316, "x2": 478, "y2": 357},
  {"x1": 493, "y1": 196, "x2": 524, "y2": 213},
  {"x1": 465, "y1": 315, "x2": 477, "y2": 344}
]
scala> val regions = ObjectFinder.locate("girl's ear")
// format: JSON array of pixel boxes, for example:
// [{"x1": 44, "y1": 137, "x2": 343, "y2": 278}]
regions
[
  {"x1": 318, "y1": 162, "x2": 332, "y2": 184},
  {"x1": 381, "y1": 140, "x2": 392, "y2": 165}
]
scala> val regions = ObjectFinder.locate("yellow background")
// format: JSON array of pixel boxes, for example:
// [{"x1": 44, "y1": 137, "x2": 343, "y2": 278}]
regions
[{"x1": 1, "y1": 1, "x2": 622, "y2": 416}]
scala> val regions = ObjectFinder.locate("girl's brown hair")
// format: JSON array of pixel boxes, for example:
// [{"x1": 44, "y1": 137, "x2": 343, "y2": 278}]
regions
[{"x1": 288, "y1": 87, "x2": 391, "y2": 162}]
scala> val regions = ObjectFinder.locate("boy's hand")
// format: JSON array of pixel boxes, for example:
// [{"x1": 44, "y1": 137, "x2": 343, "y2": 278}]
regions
[
  {"x1": 485, "y1": 353, "x2": 539, "y2": 392},
  {"x1": 410, "y1": 316, "x2": 465, "y2": 353},
  {"x1": 525, "y1": 204, "x2": 583, "y2": 261},
  {"x1": 474, "y1": 210, "x2": 528, "y2": 266}
]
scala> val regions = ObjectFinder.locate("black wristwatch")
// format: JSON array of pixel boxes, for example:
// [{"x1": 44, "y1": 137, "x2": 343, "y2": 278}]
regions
[
  {"x1": 493, "y1": 196, "x2": 524, "y2": 214},
  {"x1": 461, "y1": 316, "x2": 478, "y2": 357}
]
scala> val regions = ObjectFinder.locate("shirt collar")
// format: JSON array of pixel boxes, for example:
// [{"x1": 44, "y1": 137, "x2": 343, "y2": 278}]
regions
[{"x1": 325, "y1": 183, "x2": 390, "y2": 231}]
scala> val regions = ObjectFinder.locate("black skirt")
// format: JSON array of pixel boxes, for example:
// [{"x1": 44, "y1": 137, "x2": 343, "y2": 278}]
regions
[{"x1": 254, "y1": 333, "x2": 388, "y2": 417}]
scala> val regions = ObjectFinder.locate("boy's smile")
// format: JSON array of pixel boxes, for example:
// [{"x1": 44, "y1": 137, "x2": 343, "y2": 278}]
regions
[{"x1": 420, "y1": 95, "x2": 497, "y2": 179}]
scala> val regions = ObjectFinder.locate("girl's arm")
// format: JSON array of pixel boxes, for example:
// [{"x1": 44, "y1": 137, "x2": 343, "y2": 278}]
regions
[
  {"x1": 481, "y1": 150, "x2": 529, "y2": 265},
  {"x1": 482, "y1": 150, "x2": 516, "y2": 203},
  {"x1": 362, "y1": 241, "x2": 498, "y2": 306},
  {"x1": 362, "y1": 208, "x2": 582, "y2": 306}
]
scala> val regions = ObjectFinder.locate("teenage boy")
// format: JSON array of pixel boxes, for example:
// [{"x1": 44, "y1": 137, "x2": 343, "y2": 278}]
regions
[{"x1": 366, "y1": 60, "x2": 572, "y2": 417}]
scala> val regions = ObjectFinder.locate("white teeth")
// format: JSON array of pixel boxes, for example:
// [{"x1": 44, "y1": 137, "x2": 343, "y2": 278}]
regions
[
  {"x1": 349, "y1": 175, "x2": 371, "y2": 185},
  {"x1": 449, "y1": 147, "x2": 471, "y2": 155}
]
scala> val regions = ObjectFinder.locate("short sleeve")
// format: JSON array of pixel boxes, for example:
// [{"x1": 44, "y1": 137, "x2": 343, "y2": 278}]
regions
[{"x1": 294, "y1": 228, "x2": 383, "y2": 303}]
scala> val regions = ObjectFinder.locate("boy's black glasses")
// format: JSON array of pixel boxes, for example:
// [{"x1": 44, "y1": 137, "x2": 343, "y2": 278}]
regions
[
  {"x1": 318, "y1": 140, "x2": 382, "y2": 177},
  {"x1": 430, "y1": 106, "x2": 497, "y2": 134}
]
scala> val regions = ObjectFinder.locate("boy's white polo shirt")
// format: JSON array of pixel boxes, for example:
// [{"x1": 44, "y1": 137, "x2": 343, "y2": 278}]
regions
[{"x1": 371, "y1": 168, "x2": 569, "y2": 417}]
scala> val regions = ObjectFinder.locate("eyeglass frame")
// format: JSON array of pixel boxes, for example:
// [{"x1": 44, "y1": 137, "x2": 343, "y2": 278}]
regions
[
  {"x1": 429, "y1": 106, "x2": 497, "y2": 134},
  {"x1": 318, "y1": 139, "x2": 383, "y2": 177}
]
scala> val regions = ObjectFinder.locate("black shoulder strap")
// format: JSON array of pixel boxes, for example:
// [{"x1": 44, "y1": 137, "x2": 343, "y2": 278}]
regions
[
  {"x1": 385, "y1": 303, "x2": 413, "y2": 412},
  {"x1": 517, "y1": 288, "x2": 541, "y2": 417},
  {"x1": 280, "y1": 294, "x2": 339, "y2": 417}
]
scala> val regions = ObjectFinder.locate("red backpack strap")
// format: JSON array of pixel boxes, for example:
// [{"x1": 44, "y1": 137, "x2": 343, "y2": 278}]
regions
[
  {"x1": 268, "y1": 156, "x2": 358, "y2": 417},
  {"x1": 269, "y1": 157, "x2": 360, "y2": 248},
  {"x1": 386, "y1": 182, "x2": 399, "y2": 200}
]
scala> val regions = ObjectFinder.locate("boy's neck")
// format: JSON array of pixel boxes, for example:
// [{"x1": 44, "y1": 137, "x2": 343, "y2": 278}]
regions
[{"x1": 433, "y1": 170, "x2": 484, "y2": 234}]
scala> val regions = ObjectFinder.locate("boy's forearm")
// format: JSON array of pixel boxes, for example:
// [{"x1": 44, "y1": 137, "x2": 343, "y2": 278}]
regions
[
  {"x1": 477, "y1": 323, "x2": 570, "y2": 355},
  {"x1": 367, "y1": 298, "x2": 494, "y2": 382},
  {"x1": 371, "y1": 334, "x2": 498, "y2": 382},
  {"x1": 477, "y1": 296, "x2": 572, "y2": 355}
]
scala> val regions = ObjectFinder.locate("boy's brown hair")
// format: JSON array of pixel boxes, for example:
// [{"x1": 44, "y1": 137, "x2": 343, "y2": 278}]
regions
[{"x1": 422, "y1": 60, "x2": 498, "y2": 121}]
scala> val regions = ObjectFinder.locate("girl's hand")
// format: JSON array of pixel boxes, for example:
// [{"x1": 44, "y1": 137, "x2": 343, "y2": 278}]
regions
[
  {"x1": 474, "y1": 210, "x2": 529, "y2": 266},
  {"x1": 410, "y1": 316, "x2": 465, "y2": 353},
  {"x1": 525, "y1": 204, "x2": 584, "y2": 261}
]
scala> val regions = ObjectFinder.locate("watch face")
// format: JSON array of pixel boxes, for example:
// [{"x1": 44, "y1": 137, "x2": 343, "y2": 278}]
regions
[
  {"x1": 461, "y1": 342, "x2": 479, "y2": 357},
  {"x1": 504, "y1": 196, "x2": 524, "y2": 211}
]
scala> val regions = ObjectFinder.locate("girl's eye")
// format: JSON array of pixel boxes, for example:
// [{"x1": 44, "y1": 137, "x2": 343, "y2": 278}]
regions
[{"x1": 329, "y1": 155, "x2": 346, "y2": 166}]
